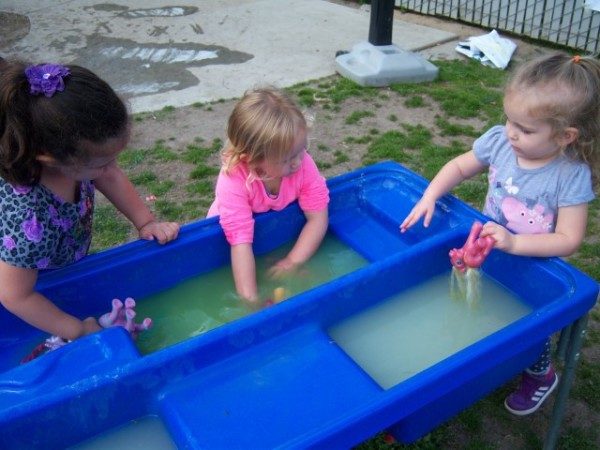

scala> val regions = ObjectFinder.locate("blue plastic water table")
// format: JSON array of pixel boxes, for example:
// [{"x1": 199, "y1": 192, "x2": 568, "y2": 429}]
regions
[{"x1": 0, "y1": 162, "x2": 597, "y2": 449}]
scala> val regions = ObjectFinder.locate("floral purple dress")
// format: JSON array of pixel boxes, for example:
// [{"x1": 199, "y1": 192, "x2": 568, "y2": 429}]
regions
[{"x1": 0, "y1": 178, "x2": 94, "y2": 270}]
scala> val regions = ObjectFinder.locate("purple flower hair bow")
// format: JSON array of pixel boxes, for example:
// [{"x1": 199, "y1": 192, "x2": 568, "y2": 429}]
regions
[{"x1": 24, "y1": 64, "x2": 70, "y2": 98}]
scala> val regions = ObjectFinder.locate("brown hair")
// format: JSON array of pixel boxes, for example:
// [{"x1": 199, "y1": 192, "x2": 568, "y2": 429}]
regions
[
  {"x1": 222, "y1": 87, "x2": 306, "y2": 174},
  {"x1": 0, "y1": 59, "x2": 128, "y2": 185},
  {"x1": 505, "y1": 52, "x2": 600, "y2": 181}
]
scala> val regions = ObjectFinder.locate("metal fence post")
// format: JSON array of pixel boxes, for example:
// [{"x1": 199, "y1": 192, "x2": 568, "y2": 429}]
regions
[
  {"x1": 369, "y1": 0, "x2": 396, "y2": 46},
  {"x1": 543, "y1": 313, "x2": 589, "y2": 450}
]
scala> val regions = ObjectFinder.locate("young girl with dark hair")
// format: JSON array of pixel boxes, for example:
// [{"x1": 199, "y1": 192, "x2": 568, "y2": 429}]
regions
[{"x1": 0, "y1": 60, "x2": 179, "y2": 341}]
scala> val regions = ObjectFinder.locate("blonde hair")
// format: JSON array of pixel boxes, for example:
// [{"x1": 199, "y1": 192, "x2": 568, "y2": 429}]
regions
[
  {"x1": 505, "y1": 52, "x2": 600, "y2": 182},
  {"x1": 222, "y1": 88, "x2": 306, "y2": 174}
]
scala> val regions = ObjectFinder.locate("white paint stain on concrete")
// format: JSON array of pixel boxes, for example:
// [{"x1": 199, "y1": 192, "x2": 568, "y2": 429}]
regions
[
  {"x1": 120, "y1": 7, "x2": 196, "y2": 18},
  {"x1": 100, "y1": 46, "x2": 219, "y2": 64}
]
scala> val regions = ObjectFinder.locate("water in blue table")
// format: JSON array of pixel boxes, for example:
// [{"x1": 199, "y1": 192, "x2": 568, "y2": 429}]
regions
[
  {"x1": 328, "y1": 272, "x2": 532, "y2": 389},
  {"x1": 135, "y1": 234, "x2": 367, "y2": 353},
  {"x1": 69, "y1": 415, "x2": 176, "y2": 450}
]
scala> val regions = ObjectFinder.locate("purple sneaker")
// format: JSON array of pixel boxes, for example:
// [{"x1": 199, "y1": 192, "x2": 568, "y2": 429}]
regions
[{"x1": 505, "y1": 366, "x2": 559, "y2": 416}]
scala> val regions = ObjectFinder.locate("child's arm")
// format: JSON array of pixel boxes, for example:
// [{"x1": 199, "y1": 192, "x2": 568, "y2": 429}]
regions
[
  {"x1": 481, "y1": 203, "x2": 588, "y2": 257},
  {"x1": 94, "y1": 162, "x2": 179, "y2": 244},
  {"x1": 400, "y1": 150, "x2": 486, "y2": 232},
  {"x1": 0, "y1": 261, "x2": 101, "y2": 340},
  {"x1": 230, "y1": 243, "x2": 258, "y2": 302},
  {"x1": 269, "y1": 208, "x2": 328, "y2": 277}
]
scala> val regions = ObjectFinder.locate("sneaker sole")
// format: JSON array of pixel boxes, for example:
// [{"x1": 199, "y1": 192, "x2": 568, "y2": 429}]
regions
[{"x1": 504, "y1": 373, "x2": 559, "y2": 416}]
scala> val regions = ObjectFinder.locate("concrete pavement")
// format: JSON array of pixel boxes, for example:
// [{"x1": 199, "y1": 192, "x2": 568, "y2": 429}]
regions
[{"x1": 0, "y1": 0, "x2": 457, "y2": 113}]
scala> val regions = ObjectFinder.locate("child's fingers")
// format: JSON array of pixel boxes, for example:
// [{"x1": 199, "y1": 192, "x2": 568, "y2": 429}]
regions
[
  {"x1": 268, "y1": 266, "x2": 283, "y2": 279},
  {"x1": 158, "y1": 223, "x2": 179, "y2": 243},
  {"x1": 164, "y1": 222, "x2": 180, "y2": 239},
  {"x1": 138, "y1": 223, "x2": 156, "y2": 241},
  {"x1": 139, "y1": 230, "x2": 155, "y2": 241},
  {"x1": 399, "y1": 217, "x2": 412, "y2": 232},
  {"x1": 140, "y1": 222, "x2": 180, "y2": 244},
  {"x1": 156, "y1": 228, "x2": 174, "y2": 244},
  {"x1": 400, "y1": 210, "x2": 419, "y2": 232},
  {"x1": 482, "y1": 221, "x2": 495, "y2": 230},
  {"x1": 481, "y1": 222, "x2": 513, "y2": 250},
  {"x1": 268, "y1": 265, "x2": 289, "y2": 280},
  {"x1": 423, "y1": 209, "x2": 433, "y2": 227},
  {"x1": 268, "y1": 258, "x2": 297, "y2": 279},
  {"x1": 480, "y1": 221, "x2": 498, "y2": 237},
  {"x1": 401, "y1": 218, "x2": 416, "y2": 232},
  {"x1": 401, "y1": 206, "x2": 432, "y2": 232}
]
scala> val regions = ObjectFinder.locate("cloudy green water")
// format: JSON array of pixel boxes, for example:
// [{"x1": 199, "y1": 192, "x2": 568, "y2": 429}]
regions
[
  {"x1": 135, "y1": 234, "x2": 368, "y2": 353},
  {"x1": 329, "y1": 272, "x2": 532, "y2": 389}
]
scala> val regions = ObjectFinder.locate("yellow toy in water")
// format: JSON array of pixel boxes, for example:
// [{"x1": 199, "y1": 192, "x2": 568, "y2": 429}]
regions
[
  {"x1": 264, "y1": 287, "x2": 290, "y2": 306},
  {"x1": 273, "y1": 287, "x2": 288, "y2": 303},
  {"x1": 449, "y1": 222, "x2": 495, "y2": 306}
]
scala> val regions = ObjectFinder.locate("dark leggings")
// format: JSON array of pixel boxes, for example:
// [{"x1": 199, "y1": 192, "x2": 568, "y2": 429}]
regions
[{"x1": 527, "y1": 338, "x2": 552, "y2": 375}]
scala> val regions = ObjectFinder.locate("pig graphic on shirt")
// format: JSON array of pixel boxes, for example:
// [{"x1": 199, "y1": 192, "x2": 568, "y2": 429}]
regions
[{"x1": 501, "y1": 197, "x2": 553, "y2": 234}]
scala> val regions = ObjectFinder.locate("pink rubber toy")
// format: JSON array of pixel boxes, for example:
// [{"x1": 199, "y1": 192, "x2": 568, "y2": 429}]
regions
[
  {"x1": 98, "y1": 297, "x2": 152, "y2": 339},
  {"x1": 449, "y1": 221, "x2": 495, "y2": 273},
  {"x1": 21, "y1": 297, "x2": 151, "y2": 364}
]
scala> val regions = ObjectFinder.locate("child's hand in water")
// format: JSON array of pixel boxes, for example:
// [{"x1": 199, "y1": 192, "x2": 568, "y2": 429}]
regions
[
  {"x1": 139, "y1": 220, "x2": 180, "y2": 244},
  {"x1": 400, "y1": 195, "x2": 437, "y2": 232},
  {"x1": 268, "y1": 257, "x2": 299, "y2": 278},
  {"x1": 481, "y1": 222, "x2": 514, "y2": 252},
  {"x1": 240, "y1": 296, "x2": 262, "y2": 310}
]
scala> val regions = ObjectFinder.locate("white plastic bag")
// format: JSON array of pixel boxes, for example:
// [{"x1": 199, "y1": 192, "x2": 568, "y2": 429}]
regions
[
  {"x1": 585, "y1": 0, "x2": 600, "y2": 12},
  {"x1": 455, "y1": 29, "x2": 517, "y2": 70}
]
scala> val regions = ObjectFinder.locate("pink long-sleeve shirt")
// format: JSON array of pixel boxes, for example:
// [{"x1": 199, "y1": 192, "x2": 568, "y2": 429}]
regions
[{"x1": 207, "y1": 152, "x2": 329, "y2": 245}]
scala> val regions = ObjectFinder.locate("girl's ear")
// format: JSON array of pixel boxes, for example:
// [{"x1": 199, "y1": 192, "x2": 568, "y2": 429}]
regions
[{"x1": 557, "y1": 127, "x2": 579, "y2": 147}]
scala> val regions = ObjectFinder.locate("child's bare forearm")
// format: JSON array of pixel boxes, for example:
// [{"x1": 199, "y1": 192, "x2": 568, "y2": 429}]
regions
[
  {"x1": 95, "y1": 164, "x2": 155, "y2": 230},
  {"x1": 231, "y1": 243, "x2": 258, "y2": 301},
  {"x1": 424, "y1": 152, "x2": 483, "y2": 201},
  {"x1": 96, "y1": 165, "x2": 179, "y2": 243},
  {"x1": 481, "y1": 204, "x2": 588, "y2": 257},
  {"x1": 1, "y1": 291, "x2": 88, "y2": 340},
  {"x1": 285, "y1": 209, "x2": 328, "y2": 266},
  {"x1": 508, "y1": 232, "x2": 582, "y2": 257},
  {"x1": 401, "y1": 153, "x2": 483, "y2": 231},
  {"x1": 0, "y1": 262, "x2": 99, "y2": 340}
]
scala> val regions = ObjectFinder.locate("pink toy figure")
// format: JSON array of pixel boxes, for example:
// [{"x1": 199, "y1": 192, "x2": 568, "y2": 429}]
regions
[
  {"x1": 98, "y1": 297, "x2": 152, "y2": 339},
  {"x1": 21, "y1": 297, "x2": 151, "y2": 364},
  {"x1": 449, "y1": 222, "x2": 495, "y2": 306}
]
